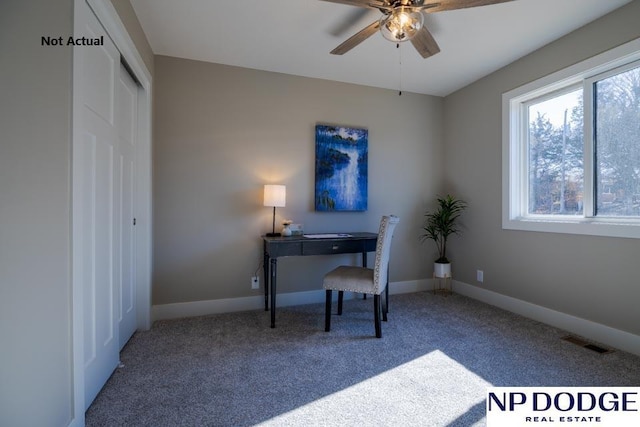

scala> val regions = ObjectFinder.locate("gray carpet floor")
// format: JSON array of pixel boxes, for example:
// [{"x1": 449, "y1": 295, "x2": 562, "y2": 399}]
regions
[{"x1": 86, "y1": 292, "x2": 640, "y2": 426}]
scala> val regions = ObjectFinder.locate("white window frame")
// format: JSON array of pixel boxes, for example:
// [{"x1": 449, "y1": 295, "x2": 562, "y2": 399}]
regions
[{"x1": 503, "y1": 37, "x2": 640, "y2": 239}]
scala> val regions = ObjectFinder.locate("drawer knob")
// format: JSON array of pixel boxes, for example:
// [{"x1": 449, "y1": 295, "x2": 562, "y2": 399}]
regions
[{"x1": 332, "y1": 245, "x2": 339, "y2": 250}]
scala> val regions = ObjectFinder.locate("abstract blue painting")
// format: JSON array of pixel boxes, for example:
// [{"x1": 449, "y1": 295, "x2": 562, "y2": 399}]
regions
[{"x1": 315, "y1": 125, "x2": 368, "y2": 211}]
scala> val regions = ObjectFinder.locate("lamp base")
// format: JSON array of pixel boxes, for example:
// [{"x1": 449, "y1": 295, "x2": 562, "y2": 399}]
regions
[{"x1": 266, "y1": 232, "x2": 281, "y2": 237}]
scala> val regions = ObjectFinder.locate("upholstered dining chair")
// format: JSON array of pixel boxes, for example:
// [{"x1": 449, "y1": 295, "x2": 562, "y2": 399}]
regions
[{"x1": 323, "y1": 215, "x2": 400, "y2": 338}]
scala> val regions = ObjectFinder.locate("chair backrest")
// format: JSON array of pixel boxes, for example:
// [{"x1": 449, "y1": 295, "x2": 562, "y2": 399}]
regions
[{"x1": 373, "y1": 215, "x2": 400, "y2": 294}]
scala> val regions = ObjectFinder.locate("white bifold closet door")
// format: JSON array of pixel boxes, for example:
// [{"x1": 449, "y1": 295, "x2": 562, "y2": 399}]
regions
[
  {"x1": 76, "y1": 1, "x2": 138, "y2": 409},
  {"x1": 116, "y1": 59, "x2": 138, "y2": 352}
]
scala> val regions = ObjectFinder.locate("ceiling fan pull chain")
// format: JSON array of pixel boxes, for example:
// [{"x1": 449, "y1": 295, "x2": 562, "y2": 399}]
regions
[{"x1": 398, "y1": 43, "x2": 402, "y2": 96}]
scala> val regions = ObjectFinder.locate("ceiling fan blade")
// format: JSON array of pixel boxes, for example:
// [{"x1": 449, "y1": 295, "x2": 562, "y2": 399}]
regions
[
  {"x1": 320, "y1": 0, "x2": 387, "y2": 9},
  {"x1": 410, "y1": 25, "x2": 441, "y2": 59},
  {"x1": 423, "y1": 0, "x2": 514, "y2": 13},
  {"x1": 331, "y1": 20, "x2": 381, "y2": 55}
]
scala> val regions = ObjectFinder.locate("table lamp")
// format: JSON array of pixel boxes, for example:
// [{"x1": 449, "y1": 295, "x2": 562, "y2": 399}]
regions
[{"x1": 264, "y1": 184, "x2": 286, "y2": 237}]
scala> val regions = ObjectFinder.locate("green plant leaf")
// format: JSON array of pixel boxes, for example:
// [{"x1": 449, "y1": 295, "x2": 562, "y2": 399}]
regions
[{"x1": 420, "y1": 194, "x2": 466, "y2": 261}]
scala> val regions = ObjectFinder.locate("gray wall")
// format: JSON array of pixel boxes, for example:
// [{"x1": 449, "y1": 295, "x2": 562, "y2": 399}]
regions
[
  {"x1": 443, "y1": 0, "x2": 640, "y2": 336},
  {"x1": 0, "y1": 0, "x2": 74, "y2": 425},
  {"x1": 153, "y1": 55, "x2": 444, "y2": 305}
]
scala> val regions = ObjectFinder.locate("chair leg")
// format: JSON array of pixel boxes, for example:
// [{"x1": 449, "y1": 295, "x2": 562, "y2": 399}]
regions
[
  {"x1": 325, "y1": 290, "x2": 332, "y2": 332},
  {"x1": 374, "y1": 294, "x2": 382, "y2": 338},
  {"x1": 337, "y1": 291, "x2": 344, "y2": 315},
  {"x1": 382, "y1": 286, "x2": 389, "y2": 322}
]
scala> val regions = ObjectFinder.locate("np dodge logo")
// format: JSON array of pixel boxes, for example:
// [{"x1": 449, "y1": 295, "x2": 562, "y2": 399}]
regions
[{"x1": 486, "y1": 387, "x2": 640, "y2": 426}]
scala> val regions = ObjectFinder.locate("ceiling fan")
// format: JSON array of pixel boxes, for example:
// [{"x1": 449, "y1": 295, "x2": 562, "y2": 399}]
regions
[{"x1": 322, "y1": 0, "x2": 514, "y2": 58}]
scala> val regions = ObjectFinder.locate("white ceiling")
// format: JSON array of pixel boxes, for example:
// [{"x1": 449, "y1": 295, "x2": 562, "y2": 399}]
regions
[{"x1": 130, "y1": 0, "x2": 631, "y2": 97}]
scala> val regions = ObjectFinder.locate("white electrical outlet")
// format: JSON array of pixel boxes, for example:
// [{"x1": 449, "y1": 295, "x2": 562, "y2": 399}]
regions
[
  {"x1": 251, "y1": 276, "x2": 259, "y2": 289},
  {"x1": 477, "y1": 270, "x2": 484, "y2": 283}
]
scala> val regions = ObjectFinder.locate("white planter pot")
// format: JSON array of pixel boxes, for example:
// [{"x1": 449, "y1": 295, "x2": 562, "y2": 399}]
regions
[{"x1": 434, "y1": 262, "x2": 451, "y2": 278}]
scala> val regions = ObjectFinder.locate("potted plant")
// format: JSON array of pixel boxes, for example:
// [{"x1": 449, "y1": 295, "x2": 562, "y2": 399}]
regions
[{"x1": 421, "y1": 195, "x2": 466, "y2": 278}]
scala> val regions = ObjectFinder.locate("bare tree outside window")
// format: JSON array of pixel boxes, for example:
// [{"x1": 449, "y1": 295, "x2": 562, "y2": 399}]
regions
[
  {"x1": 595, "y1": 66, "x2": 640, "y2": 217},
  {"x1": 528, "y1": 89, "x2": 584, "y2": 215}
]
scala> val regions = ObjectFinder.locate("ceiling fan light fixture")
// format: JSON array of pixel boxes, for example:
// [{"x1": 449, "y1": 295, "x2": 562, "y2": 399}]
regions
[{"x1": 379, "y1": 8, "x2": 424, "y2": 43}]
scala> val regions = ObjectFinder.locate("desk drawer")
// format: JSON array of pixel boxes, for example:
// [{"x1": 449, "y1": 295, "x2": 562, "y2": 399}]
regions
[
  {"x1": 266, "y1": 241, "x2": 302, "y2": 257},
  {"x1": 302, "y1": 239, "x2": 364, "y2": 256}
]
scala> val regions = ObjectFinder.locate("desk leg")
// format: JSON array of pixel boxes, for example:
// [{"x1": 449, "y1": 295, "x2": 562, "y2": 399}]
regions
[
  {"x1": 263, "y1": 251, "x2": 269, "y2": 311},
  {"x1": 270, "y1": 257, "x2": 277, "y2": 328}
]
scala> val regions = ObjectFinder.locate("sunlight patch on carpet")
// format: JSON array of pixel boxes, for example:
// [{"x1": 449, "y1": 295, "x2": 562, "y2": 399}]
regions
[{"x1": 257, "y1": 350, "x2": 492, "y2": 426}]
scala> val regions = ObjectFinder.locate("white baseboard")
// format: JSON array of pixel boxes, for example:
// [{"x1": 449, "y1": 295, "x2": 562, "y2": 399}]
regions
[
  {"x1": 152, "y1": 278, "x2": 639, "y2": 356},
  {"x1": 152, "y1": 279, "x2": 429, "y2": 322},
  {"x1": 152, "y1": 294, "x2": 264, "y2": 321},
  {"x1": 452, "y1": 279, "x2": 640, "y2": 357}
]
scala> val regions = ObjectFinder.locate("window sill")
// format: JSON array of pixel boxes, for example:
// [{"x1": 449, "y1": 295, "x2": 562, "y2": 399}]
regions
[{"x1": 503, "y1": 216, "x2": 640, "y2": 239}]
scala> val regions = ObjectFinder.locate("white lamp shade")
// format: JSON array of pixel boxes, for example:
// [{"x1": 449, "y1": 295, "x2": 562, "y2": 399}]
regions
[{"x1": 264, "y1": 184, "x2": 286, "y2": 207}]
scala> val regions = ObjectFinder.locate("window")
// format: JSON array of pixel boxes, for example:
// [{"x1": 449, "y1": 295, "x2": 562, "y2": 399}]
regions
[
  {"x1": 503, "y1": 38, "x2": 640, "y2": 238},
  {"x1": 593, "y1": 65, "x2": 640, "y2": 217},
  {"x1": 526, "y1": 87, "x2": 584, "y2": 216}
]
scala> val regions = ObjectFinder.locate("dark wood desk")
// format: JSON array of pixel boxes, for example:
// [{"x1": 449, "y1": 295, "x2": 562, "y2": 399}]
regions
[{"x1": 262, "y1": 232, "x2": 377, "y2": 328}]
